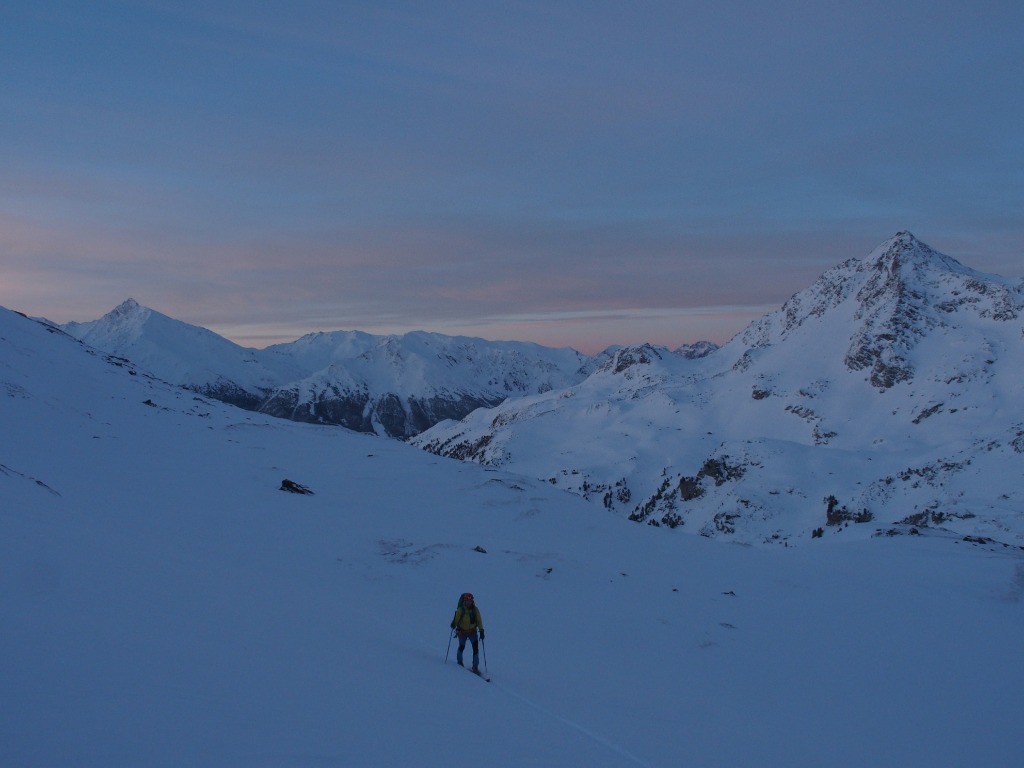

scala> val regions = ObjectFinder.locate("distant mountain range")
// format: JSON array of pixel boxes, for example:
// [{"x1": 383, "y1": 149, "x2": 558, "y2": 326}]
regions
[
  {"x1": 53, "y1": 232, "x2": 1024, "y2": 544},
  {"x1": 413, "y1": 232, "x2": 1024, "y2": 544},
  {"x1": 60, "y1": 299, "x2": 717, "y2": 438}
]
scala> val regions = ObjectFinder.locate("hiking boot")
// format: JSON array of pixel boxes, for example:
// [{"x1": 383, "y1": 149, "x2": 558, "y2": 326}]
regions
[
  {"x1": 471, "y1": 666, "x2": 479, "y2": 673},
  {"x1": 457, "y1": 660, "x2": 463, "y2": 667}
]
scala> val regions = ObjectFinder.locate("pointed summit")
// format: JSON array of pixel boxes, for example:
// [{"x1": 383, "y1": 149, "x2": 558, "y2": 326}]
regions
[
  {"x1": 64, "y1": 299, "x2": 155, "y2": 351},
  {"x1": 105, "y1": 298, "x2": 149, "y2": 323},
  {"x1": 115, "y1": 297, "x2": 142, "y2": 312},
  {"x1": 871, "y1": 231, "x2": 931, "y2": 266},
  {"x1": 733, "y1": 232, "x2": 1021, "y2": 388},
  {"x1": 865, "y1": 231, "x2": 968, "y2": 280}
]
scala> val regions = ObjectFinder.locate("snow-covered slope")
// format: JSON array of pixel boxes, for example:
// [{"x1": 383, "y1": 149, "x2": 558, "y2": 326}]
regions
[
  {"x1": 4, "y1": 303, "x2": 1023, "y2": 767},
  {"x1": 62, "y1": 301, "x2": 605, "y2": 438},
  {"x1": 259, "y1": 330, "x2": 597, "y2": 437},
  {"x1": 9, "y1": 299, "x2": 1024, "y2": 767},
  {"x1": 62, "y1": 299, "x2": 302, "y2": 410},
  {"x1": 12, "y1": 301, "x2": 1024, "y2": 765},
  {"x1": 415, "y1": 233, "x2": 1024, "y2": 544}
]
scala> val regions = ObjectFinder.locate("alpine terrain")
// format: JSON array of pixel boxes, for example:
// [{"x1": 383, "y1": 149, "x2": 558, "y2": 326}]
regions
[
  {"x1": 3, "y1": 244, "x2": 1023, "y2": 765},
  {"x1": 414, "y1": 233, "x2": 1024, "y2": 545},
  {"x1": 63, "y1": 301, "x2": 603, "y2": 439}
]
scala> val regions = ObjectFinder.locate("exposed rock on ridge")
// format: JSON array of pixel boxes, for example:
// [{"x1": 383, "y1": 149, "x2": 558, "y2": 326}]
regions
[
  {"x1": 414, "y1": 233, "x2": 1024, "y2": 544},
  {"x1": 61, "y1": 303, "x2": 652, "y2": 438}
]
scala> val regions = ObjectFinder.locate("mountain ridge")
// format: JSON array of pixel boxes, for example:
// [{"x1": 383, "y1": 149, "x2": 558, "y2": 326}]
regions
[
  {"x1": 414, "y1": 233, "x2": 1024, "y2": 544},
  {"x1": 51, "y1": 232, "x2": 1024, "y2": 544},
  {"x1": 62, "y1": 302, "x2": 691, "y2": 437}
]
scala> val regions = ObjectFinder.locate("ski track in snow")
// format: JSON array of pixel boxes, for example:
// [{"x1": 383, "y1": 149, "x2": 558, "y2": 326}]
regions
[{"x1": 492, "y1": 681, "x2": 653, "y2": 768}]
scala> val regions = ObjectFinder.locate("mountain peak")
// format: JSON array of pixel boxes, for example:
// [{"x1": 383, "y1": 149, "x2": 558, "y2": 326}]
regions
[
  {"x1": 105, "y1": 298, "x2": 151, "y2": 323},
  {"x1": 733, "y1": 232, "x2": 1020, "y2": 388},
  {"x1": 866, "y1": 232, "x2": 966, "y2": 279},
  {"x1": 113, "y1": 297, "x2": 142, "y2": 313}
]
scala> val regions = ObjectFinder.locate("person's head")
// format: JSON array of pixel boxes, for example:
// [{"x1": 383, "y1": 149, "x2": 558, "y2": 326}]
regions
[{"x1": 462, "y1": 592, "x2": 474, "y2": 606}]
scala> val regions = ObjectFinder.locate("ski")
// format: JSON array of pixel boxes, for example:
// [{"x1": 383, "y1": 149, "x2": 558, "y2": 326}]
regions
[{"x1": 456, "y1": 664, "x2": 490, "y2": 682}]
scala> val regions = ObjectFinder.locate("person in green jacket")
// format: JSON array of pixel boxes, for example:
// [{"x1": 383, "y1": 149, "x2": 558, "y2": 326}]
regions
[{"x1": 450, "y1": 592, "x2": 485, "y2": 672}]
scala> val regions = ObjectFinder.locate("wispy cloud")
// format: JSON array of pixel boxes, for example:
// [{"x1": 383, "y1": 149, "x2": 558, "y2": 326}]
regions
[{"x1": 1, "y1": 2, "x2": 1021, "y2": 349}]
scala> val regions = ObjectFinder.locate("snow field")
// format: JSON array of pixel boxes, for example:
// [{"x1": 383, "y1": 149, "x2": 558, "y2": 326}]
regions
[{"x1": 3, "y1": 307, "x2": 1023, "y2": 766}]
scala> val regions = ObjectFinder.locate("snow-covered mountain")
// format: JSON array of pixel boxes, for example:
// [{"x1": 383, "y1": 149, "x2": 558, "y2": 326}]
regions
[
  {"x1": 414, "y1": 233, "x2": 1024, "y2": 545},
  {"x1": 257, "y1": 330, "x2": 598, "y2": 437},
  {"x1": 63, "y1": 298, "x2": 304, "y2": 409},
  {"x1": 4, "y1": 301, "x2": 1023, "y2": 767},
  {"x1": 62, "y1": 300, "x2": 621, "y2": 438}
]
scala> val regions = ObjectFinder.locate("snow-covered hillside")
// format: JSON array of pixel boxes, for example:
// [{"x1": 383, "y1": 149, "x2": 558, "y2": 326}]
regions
[
  {"x1": 5, "y1": 302, "x2": 1023, "y2": 766},
  {"x1": 257, "y1": 329, "x2": 596, "y2": 437},
  {"x1": 62, "y1": 300, "x2": 605, "y2": 438},
  {"x1": 63, "y1": 299, "x2": 305, "y2": 409},
  {"x1": 415, "y1": 233, "x2": 1024, "y2": 545}
]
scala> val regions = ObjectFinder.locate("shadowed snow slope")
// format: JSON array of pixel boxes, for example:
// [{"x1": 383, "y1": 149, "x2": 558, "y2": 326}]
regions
[
  {"x1": 3, "y1": 303, "x2": 1023, "y2": 766},
  {"x1": 415, "y1": 233, "x2": 1024, "y2": 545}
]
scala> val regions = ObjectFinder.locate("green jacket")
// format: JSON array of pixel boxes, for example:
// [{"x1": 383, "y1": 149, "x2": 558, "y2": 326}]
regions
[{"x1": 451, "y1": 605, "x2": 483, "y2": 633}]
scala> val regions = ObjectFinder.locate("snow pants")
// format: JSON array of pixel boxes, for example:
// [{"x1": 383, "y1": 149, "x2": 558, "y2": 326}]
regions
[{"x1": 456, "y1": 629, "x2": 479, "y2": 669}]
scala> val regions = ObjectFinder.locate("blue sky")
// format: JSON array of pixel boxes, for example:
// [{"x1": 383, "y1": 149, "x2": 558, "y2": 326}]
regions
[{"x1": 2, "y1": 1, "x2": 1022, "y2": 352}]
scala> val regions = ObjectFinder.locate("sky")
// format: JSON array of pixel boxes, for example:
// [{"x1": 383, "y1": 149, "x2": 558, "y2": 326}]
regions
[{"x1": 2, "y1": 1, "x2": 1022, "y2": 353}]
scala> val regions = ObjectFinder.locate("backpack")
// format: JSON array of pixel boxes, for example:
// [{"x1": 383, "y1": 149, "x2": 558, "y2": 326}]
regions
[{"x1": 455, "y1": 592, "x2": 478, "y2": 625}]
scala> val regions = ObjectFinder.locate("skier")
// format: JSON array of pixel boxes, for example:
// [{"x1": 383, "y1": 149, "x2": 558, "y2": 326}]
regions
[{"x1": 450, "y1": 592, "x2": 485, "y2": 673}]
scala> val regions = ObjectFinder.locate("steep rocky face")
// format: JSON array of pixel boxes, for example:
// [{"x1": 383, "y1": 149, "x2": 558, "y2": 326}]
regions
[
  {"x1": 734, "y1": 232, "x2": 1022, "y2": 389},
  {"x1": 600, "y1": 344, "x2": 665, "y2": 374},
  {"x1": 258, "y1": 385, "x2": 503, "y2": 437},
  {"x1": 844, "y1": 233, "x2": 959, "y2": 388},
  {"x1": 675, "y1": 341, "x2": 719, "y2": 359},
  {"x1": 196, "y1": 380, "x2": 271, "y2": 412},
  {"x1": 414, "y1": 233, "x2": 1024, "y2": 544}
]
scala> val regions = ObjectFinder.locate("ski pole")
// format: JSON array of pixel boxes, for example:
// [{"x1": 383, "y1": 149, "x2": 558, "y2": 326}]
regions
[
  {"x1": 445, "y1": 628, "x2": 455, "y2": 663},
  {"x1": 481, "y1": 637, "x2": 488, "y2": 676}
]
